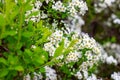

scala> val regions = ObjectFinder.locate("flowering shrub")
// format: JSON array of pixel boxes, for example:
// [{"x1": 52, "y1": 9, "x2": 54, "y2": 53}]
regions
[
  {"x1": 43, "y1": 30, "x2": 102, "y2": 79},
  {"x1": 0, "y1": 0, "x2": 120, "y2": 80},
  {"x1": 25, "y1": 0, "x2": 88, "y2": 33},
  {"x1": 23, "y1": 30, "x2": 102, "y2": 80}
]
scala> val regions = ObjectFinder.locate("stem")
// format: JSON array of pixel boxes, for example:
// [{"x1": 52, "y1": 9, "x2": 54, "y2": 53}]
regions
[
  {"x1": 35, "y1": 58, "x2": 56, "y2": 70},
  {"x1": 0, "y1": 25, "x2": 5, "y2": 39},
  {"x1": 0, "y1": 1, "x2": 6, "y2": 40},
  {"x1": 16, "y1": 3, "x2": 24, "y2": 49}
]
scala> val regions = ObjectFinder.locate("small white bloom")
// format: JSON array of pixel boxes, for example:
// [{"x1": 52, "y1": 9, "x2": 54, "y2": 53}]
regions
[
  {"x1": 23, "y1": 74, "x2": 31, "y2": 80},
  {"x1": 106, "y1": 56, "x2": 118, "y2": 65},
  {"x1": 74, "y1": 71, "x2": 83, "y2": 79},
  {"x1": 113, "y1": 18, "x2": 120, "y2": 24},
  {"x1": 104, "y1": 0, "x2": 115, "y2": 6},
  {"x1": 111, "y1": 72, "x2": 120, "y2": 80},
  {"x1": 83, "y1": 70, "x2": 88, "y2": 79},
  {"x1": 45, "y1": 66, "x2": 57, "y2": 80},
  {"x1": 66, "y1": 51, "x2": 81, "y2": 63},
  {"x1": 87, "y1": 74, "x2": 98, "y2": 80}
]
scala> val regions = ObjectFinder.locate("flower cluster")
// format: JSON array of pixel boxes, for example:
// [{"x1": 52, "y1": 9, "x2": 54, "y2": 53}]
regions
[
  {"x1": 65, "y1": 51, "x2": 81, "y2": 63},
  {"x1": 44, "y1": 66, "x2": 57, "y2": 80},
  {"x1": 94, "y1": 0, "x2": 116, "y2": 13},
  {"x1": 111, "y1": 14, "x2": 120, "y2": 25},
  {"x1": 52, "y1": 0, "x2": 88, "y2": 16},
  {"x1": 24, "y1": 0, "x2": 88, "y2": 33},
  {"x1": 23, "y1": 66, "x2": 57, "y2": 80},
  {"x1": 44, "y1": 30, "x2": 63, "y2": 56},
  {"x1": 103, "y1": 42, "x2": 120, "y2": 63},
  {"x1": 43, "y1": 30, "x2": 102, "y2": 79},
  {"x1": 87, "y1": 74, "x2": 102, "y2": 80},
  {"x1": 111, "y1": 72, "x2": 120, "y2": 80},
  {"x1": 96, "y1": 43, "x2": 118, "y2": 65},
  {"x1": 52, "y1": 1, "x2": 66, "y2": 12}
]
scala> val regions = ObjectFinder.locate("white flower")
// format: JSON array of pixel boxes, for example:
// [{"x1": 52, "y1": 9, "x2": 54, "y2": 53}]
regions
[
  {"x1": 113, "y1": 18, "x2": 120, "y2": 24},
  {"x1": 79, "y1": 62, "x2": 88, "y2": 71},
  {"x1": 69, "y1": 7, "x2": 77, "y2": 16},
  {"x1": 71, "y1": 0, "x2": 80, "y2": 7},
  {"x1": 69, "y1": 15, "x2": 85, "y2": 33},
  {"x1": 104, "y1": 0, "x2": 115, "y2": 6},
  {"x1": 44, "y1": 42, "x2": 56, "y2": 56},
  {"x1": 87, "y1": 74, "x2": 98, "y2": 80},
  {"x1": 83, "y1": 70, "x2": 88, "y2": 79},
  {"x1": 41, "y1": 11, "x2": 48, "y2": 19},
  {"x1": 106, "y1": 56, "x2": 118, "y2": 65},
  {"x1": 45, "y1": 66, "x2": 57, "y2": 80},
  {"x1": 79, "y1": 1, "x2": 88, "y2": 15},
  {"x1": 37, "y1": 73, "x2": 43, "y2": 80},
  {"x1": 66, "y1": 51, "x2": 81, "y2": 63},
  {"x1": 23, "y1": 74, "x2": 31, "y2": 80},
  {"x1": 45, "y1": 0, "x2": 50, "y2": 4},
  {"x1": 74, "y1": 71, "x2": 83, "y2": 79},
  {"x1": 31, "y1": 45, "x2": 36, "y2": 49},
  {"x1": 34, "y1": 1, "x2": 42, "y2": 9},
  {"x1": 111, "y1": 72, "x2": 120, "y2": 80},
  {"x1": 52, "y1": 1, "x2": 66, "y2": 12}
]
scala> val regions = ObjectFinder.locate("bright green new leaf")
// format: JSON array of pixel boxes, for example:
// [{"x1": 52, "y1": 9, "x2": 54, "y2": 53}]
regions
[
  {"x1": 14, "y1": 66, "x2": 24, "y2": 71},
  {"x1": 54, "y1": 39, "x2": 65, "y2": 57},
  {"x1": 22, "y1": 31, "x2": 33, "y2": 38},
  {"x1": 0, "y1": 14, "x2": 5, "y2": 27}
]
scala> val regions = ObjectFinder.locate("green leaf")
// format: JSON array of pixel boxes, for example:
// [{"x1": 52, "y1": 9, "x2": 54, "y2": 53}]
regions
[
  {"x1": 25, "y1": 3, "x2": 33, "y2": 11},
  {"x1": 1, "y1": 31, "x2": 17, "y2": 39},
  {"x1": 14, "y1": 66, "x2": 24, "y2": 71},
  {"x1": 26, "y1": 11, "x2": 39, "y2": 18},
  {"x1": 0, "y1": 58, "x2": 7, "y2": 65},
  {"x1": 25, "y1": 49, "x2": 33, "y2": 57},
  {"x1": 0, "y1": 14, "x2": 5, "y2": 27},
  {"x1": 22, "y1": 31, "x2": 33, "y2": 38},
  {"x1": 63, "y1": 0, "x2": 70, "y2": 3},
  {"x1": 0, "y1": 69, "x2": 9, "y2": 78},
  {"x1": 8, "y1": 55, "x2": 18, "y2": 65},
  {"x1": 33, "y1": 55, "x2": 45, "y2": 65},
  {"x1": 33, "y1": 47, "x2": 48, "y2": 65},
  {"x1": 40, "y1": 0, "x2": 45, "y2": 2},
  {"x1": 39, "y1": 67, "x2": 45, "y2": 73},
  {"x1": 54, "y1": 39, "x2": 64, "y2": 57},
  {"x1": 111, "y1": 36, "x2": 116, "y2": 43},
  {"x1": 68, "y1": 39, "x2": 78, "y2": 48},
  {"x1": 64, "y1": 39, "x2": 78, "y2": 55}
]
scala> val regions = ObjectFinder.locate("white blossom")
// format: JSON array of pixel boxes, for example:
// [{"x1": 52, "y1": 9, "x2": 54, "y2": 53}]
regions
[
  {"x1": 106, "y1": 56, "x2": 118, "y2": 65},
  {"x1": 66, "y1": 51, "x2": 81, "y2": 63},
  {"x1": 45, "y1": 66, "x2": 57, "y2": 80},
  {"x1": 23, "y1": 74, "x2": 31, "y2": 80},
  {"x1": 74, "y1": 71, "x2": 83, "y2": 80},
  {"x1": 52, "y1": 1, "x2": 66, "y2": 12},
  {"x1": 111, "y1": 72, "x2": 120, "y2": 80}
]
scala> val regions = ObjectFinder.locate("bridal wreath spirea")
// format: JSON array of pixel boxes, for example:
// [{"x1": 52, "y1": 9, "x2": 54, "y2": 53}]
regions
[
  {"x1": 44, "y1": 30, "x2": 102, "y2": 79},
  {"x1": 25, "y1": 0, "x2": 88, "y2": 22}
]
